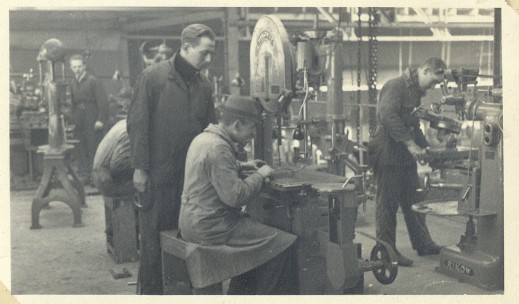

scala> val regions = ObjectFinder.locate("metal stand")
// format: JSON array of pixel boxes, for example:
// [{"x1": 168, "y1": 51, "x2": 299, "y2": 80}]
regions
[
  {"x1": 31, "y1": 144, "x2": 86, "y2": 229},
  {"x1": 30, "y1": 38, "x2": 85, "y2": 229}
]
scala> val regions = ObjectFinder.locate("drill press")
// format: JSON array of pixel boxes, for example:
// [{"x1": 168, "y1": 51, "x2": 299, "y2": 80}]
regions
[
  {"x1": 30, "y1": 39, "x2": 86, "y2": 229},
  {"x1": 245, "y1": 15, "x2": 398, "y2": 294}
]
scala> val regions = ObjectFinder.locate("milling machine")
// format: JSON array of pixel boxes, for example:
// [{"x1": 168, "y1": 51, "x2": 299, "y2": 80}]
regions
[
  {"x1": 244, "y1": 15, "x2": 397, "y2": 294},
  {"x1": 412, "y1": 68, "x2": 503, "y2": 290}
]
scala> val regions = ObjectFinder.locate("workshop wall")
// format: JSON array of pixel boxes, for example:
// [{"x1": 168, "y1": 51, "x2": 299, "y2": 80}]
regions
[
  {"x1": 10, "y1": 48, "x2": 125, "y2": 98},
  {"x1": 9, "y1": 24, "x2": 493, "y2": 149}
]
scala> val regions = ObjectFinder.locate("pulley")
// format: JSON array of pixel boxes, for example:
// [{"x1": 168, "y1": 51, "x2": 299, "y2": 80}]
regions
[{"x1": 37, "y1": 38, "x2": 67, "y2": 63}]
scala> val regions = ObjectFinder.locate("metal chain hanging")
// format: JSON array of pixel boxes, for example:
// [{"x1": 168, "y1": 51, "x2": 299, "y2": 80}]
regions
[
  {"x1": 367, "y1": 8, "x2": 379, "y2": 137},
  {"x1": 356, "y1": 7, "x2": 362, "y2": 145}
]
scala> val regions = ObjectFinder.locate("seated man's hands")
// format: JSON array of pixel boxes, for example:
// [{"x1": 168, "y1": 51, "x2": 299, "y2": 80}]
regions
[
  {"x1": 240, "y1": 159, "x2": 266, "y2": 171},
  {"x1": 257, "y1": 164, "x2": 274, "y2": 179}
]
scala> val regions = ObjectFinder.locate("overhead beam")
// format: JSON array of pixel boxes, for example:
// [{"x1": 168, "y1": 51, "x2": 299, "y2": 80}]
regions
[
  {"x1": 124, "y1": 34, "x2": 225, "y2": 41},
  {"x1": 238, "y1": 35, "x2": 494, "y2": 42},
  {"x1": 412, "y1": 7, "x2": 451, "y2": 37},
  {"x1": 123, "y1": 11, "x2": 224, "y2": 32},
  {"x1": 234, "y1": 19, "x2": 492, "y2": 30},
  {"x1": 224, "y1": 8, "x2": 240, "y2": 95}
]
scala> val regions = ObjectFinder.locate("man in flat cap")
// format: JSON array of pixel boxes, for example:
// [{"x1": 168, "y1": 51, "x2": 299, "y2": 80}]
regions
[{"x1": 179, "y1": 95, "x2": 297, "y2": 295}]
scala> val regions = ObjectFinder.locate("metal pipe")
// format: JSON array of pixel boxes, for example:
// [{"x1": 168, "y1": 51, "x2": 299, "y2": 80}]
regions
[
  {"x1": 123, "y1": 34, "x2": 495, "y2": 43},
  {"x1": 279, "y1": 35, "x2": 495, "y2": 42},
  {"x1": 302, "y1": 68, "x2": 310, "y2": 159},
  {"x1": 232, "y1": 19, "x2": 493, "y2": 29},
  {"x1": 493, "y1": 8, "x2": 502, "y2": 87},
  {"x1": 124, "y1": 34, "x2": 226, "y2": 41}
]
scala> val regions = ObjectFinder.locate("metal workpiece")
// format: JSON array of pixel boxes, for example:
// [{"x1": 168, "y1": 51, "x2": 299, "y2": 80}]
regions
[{"x1": 413, "y1": 106, "x2": 462, "y2": 135}]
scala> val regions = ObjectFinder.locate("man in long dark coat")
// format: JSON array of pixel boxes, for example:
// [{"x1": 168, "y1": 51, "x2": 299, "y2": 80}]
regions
[
  {"x1": 127, "y1": 24, "x2": 217, "y2": 295},
  {"x1": 69, "y1": 54, "x2": 108, "y2": 185}
]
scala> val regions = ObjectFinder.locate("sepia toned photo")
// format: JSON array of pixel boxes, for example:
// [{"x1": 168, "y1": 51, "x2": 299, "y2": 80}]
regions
[{"x1": 3, "y1": 1, "x2": 518, "y2": 303}]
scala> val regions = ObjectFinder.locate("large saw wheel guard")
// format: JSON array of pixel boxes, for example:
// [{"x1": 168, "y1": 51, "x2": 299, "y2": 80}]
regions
[{"x1": 250, "y1": 15, "x2": 296, "y2": 113}]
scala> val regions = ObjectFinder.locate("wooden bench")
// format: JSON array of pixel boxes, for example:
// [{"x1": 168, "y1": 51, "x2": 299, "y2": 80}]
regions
[
  {"x1": 104, "y1": 195, "x2": 139, "y2": 263},
  {"x1": 160, "y1": 230, "x2": 223, "y2": 295}
]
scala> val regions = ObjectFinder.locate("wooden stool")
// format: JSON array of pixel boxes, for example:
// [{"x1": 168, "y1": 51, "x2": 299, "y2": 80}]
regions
[
  {"x1": 104, "y1": 195, "x2": 139, "y2": 263},
  {"x1": 160, "y1": 230, "x2": 223, "y2": 295}
]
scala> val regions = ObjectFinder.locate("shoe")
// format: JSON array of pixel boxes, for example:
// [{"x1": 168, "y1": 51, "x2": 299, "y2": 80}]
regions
[
  {"x1": 417, "y1": 243, "x2": 442, "y2": 256},
  {"x1": 397, "y1": 254, "x2": 414, "y2": 267}
]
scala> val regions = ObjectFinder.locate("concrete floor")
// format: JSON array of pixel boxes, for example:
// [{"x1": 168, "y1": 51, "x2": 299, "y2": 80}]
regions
[{"x1": 6, "y1": 186, "x2": 503, "y2": 302}]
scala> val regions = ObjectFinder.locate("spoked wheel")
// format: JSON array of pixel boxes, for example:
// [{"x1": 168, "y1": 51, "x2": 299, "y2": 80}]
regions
[{"x1": 370, "y1": 243, "x2": 398, "y2": 285}]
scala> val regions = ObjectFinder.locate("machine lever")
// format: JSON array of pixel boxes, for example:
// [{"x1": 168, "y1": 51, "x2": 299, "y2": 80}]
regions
[
  {"x1": 342, "y1": 175, "x2": 363, "y2": 188},
  {"x1": 460, "y1": 185, "x2": 472, "y2": 201}
]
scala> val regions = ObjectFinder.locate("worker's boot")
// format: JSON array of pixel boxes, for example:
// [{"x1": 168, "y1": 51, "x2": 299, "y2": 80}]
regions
[
  {"x1": 394, "y1": 248, "x2": 414, "y2": 267},
  {"x1": 416, "y1": 243, "x2": 442, "y2": 256},
  {"x1": 396, "y1": 254, "x2": 414, "y2": 267}
]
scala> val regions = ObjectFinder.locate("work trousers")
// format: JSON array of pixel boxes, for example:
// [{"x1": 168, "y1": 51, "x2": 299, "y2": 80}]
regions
[
  {"x1": 93, "y1": 168, "x2": 136, "y2": 244},
  {"x1": 74, "y1": 104, "x2": 103, "y2": 182},
  {"x1": 137, "y1": 171, "x2": 184, "y2": 295},
  {"x1": 375, "y1": 165, "x2": 434, "y2": 252},
  {"x1": 92, "y1": 169, "x2": 134, "y2": 198},
  {"x1": 226, "y1": 246, "x2": 296, "y2": 295}
]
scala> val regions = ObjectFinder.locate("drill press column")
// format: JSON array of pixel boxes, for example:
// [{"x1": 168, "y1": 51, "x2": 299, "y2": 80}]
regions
[{"x1": 31, "y1": 39, "x2": 85, "y2": 229}]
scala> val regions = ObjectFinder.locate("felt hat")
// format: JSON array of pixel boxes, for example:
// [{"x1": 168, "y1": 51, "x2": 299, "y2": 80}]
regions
[{"x1": 221, "y1": 95, "x2": 263, "y2": 122}]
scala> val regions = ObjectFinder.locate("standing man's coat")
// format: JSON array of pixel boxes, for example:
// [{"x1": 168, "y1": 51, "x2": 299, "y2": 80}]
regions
[
  {"x1": 70, "y1": 71, "x2": 108, "y2": 183},
  {"x1": 127, "y1": 53, "x2": 216, "y2": 294}
]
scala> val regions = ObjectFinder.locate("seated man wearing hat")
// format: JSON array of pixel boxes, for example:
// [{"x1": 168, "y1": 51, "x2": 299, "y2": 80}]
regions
[{"x1": 179, "y1": 95, "x2": 297, "y2": 295}]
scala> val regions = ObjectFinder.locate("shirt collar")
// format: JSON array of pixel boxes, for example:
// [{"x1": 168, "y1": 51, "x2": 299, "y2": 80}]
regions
[
  {"x1": 404, "y1": 67, "x2": 426, "y2": 96},
  {"x1": 76, "y1": 71, "x2": 87, "y2": 82},
  {"x1": 174, "y1": 51, "x2": 200, "y2": 82},
  {"x1": 204, "y1": 123, "x2": 239, "y2": 154}
]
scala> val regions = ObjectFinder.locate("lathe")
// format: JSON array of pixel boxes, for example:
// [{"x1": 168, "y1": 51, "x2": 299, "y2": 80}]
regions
[
  {"x1": 243, "y1": 15, "x2": 398, "y2": 294},
  {"x1": 412, "y1": 68, "x2": 503, "y2": 290}
]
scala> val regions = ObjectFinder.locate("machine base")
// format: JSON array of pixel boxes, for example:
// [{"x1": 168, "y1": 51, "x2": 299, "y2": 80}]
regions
[{"x1": 436, "y1": 245, "x2": 503, "y2": 290}]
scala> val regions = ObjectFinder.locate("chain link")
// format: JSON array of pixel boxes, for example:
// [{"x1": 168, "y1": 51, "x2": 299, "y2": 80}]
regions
[
  {"x1": 368, "y1": 8, "x2": 379, "y2": 137},
  {"x1": 356, "y1": 7, "x2": 362, "y2": 145}
]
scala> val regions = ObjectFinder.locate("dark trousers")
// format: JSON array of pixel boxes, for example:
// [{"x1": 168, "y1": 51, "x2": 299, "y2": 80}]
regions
[
  {"x1": 227, "y1": 247, "x2": 295, "y2": 295},
  {"x1": 375, "y1": 165, "x2": 434, "y2": 252},
  {"x1": 93, "y1": 169, "x2": 134, "y2": 198},
  {"x1": 74, "y1": 104, "x2": 103, "y2": 182},
  {"x1": 137, "y1": 172, "x2": 184, "y2": 295},
  {"x1": 93, "y1": 169, "x2": 135, "y2": 243}
]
